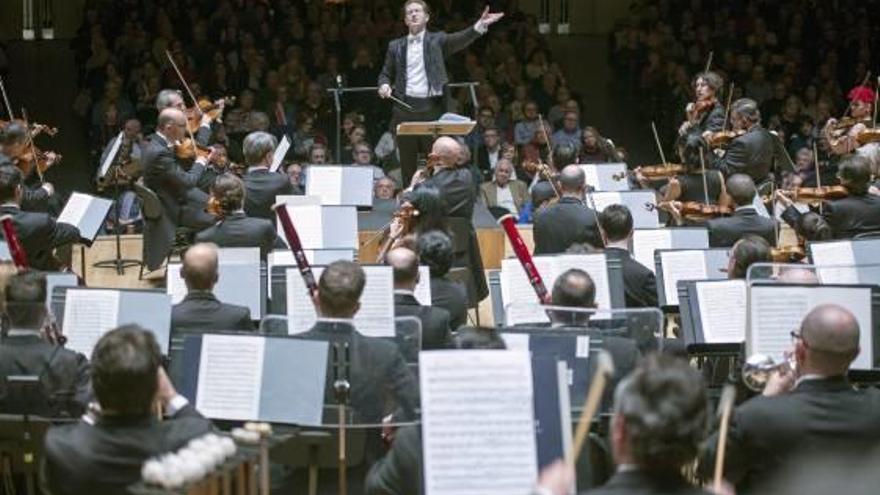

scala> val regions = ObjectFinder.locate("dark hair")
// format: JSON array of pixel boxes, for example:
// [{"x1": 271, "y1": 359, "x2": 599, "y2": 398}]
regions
[
  {"x1": 614, "y1": 354, "x2": 708, "y2": 475},
  {"x1": 599, "y1": 204, "x2": 633, "y2": 242},
  {"x1": 318, "y1": 260, "x2": 366, "y2": 316},
  {"x1": 798, "y1": 212, "x2": 832, "y2": 241},
  {"x1": 210, "y1": 173, "x2": 245, "y2": 214},
  {"x1": 417, "y1": 230, "x2": 454, "y2": 277},
  {"x1": 402, "y1": 0, "x2": 431, "y2": 17},
  {"x1": 730, "y1": 235, "x2": 772, "y2": 279},
  {"x1": 0, "y1": 166, "x2": 22, "y2": 203},
  {"x1": 408, "y1": 186, "x2": 448, "y2": 234},
  {"x1": 0, "y1": 121, "x2": 27, "y2": 146},
  {"x1": 453, "y1": 327, "x2": 507, "y2": 350},
  {"x1": 837, "y1": 155, "x2": 871, "y2": 195},
  {"x1": 553, "y1": 144, "x2": 577, "y2": 169},
  {"x1": 678, "y1": 133, "x2": 710, "y2": 172},
  {"x1": 91, "y1": 325, "x2": 162, "y2": 415},
  {"x1": 726, "y1": 174, "x2": 756, "y2": 206},
  {"x1": 551, "y1": 268, "x2": 596, "y2": 308},
  {"x1": 531, "y1": 181, "x2": 556, "y2": 209},
  {"x1": 5, "y1": 272, "x2": 47, "y2": 329}
]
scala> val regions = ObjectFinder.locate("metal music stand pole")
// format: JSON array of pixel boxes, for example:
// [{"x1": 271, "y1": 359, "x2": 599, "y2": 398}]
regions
[
  {"x1": 333, "y1": 342, "x2": 351, "y2": 495},
  {"x1": 93, "y1": 171, "x2": 142, "y2": 275}
]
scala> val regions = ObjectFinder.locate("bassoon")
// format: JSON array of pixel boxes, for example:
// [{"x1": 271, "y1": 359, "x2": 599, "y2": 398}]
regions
[
  {"x1": 497, "y1": 213, "x2": 549, "y2": 304},
  {"x1": 272, "y1": 203, "x2": 318, "y2": 298}
]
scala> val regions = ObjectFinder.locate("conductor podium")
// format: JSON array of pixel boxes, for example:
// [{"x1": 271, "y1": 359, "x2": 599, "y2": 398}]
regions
[{"x1": 395, "y1": 116, "x2": 475, "y2": 186}]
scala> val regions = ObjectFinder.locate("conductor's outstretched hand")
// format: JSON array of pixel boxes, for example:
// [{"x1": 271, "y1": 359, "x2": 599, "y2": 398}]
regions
[{"x1": 479, "y1": 6, "x2": 505, "y2": 26}]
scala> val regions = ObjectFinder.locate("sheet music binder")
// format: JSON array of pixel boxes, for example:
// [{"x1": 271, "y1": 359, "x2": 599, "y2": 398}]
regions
[
  {"x1": 654, "y1": 247, "x2": 730, "y2": 307},
  {"x1": 680, "y1": 279, "x2": 748, "y2": 345},
  {"x1": 175, "y1": 333, "x2": 328, "y2": 425},
  {"x1": 807, "y1": 238, "x2": 880, "y2": 285},
  {"x1": 305, "y1": 165, "x2": 374, "y2": 206},
  {"x1": 275, "y1": 204, "x2": 358, "y2": 250},
  {"x1": 630, "y1": 227, "x2": 709, "y2": 274},
  {"x1": 56, "y1": 192, "x2": 114, "y2": 244},
  {"x1": 577, "y1": 163, "x2": 630, "y2": 192},
  {"x1": 51, "y1": 286, "x2": 172, "y2": 356},
  {"x1": 591, "y1": 191, "x2": 659, "y2": 228}
]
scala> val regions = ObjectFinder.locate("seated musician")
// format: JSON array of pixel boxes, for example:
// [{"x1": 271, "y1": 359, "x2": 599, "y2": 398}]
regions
[
  {"x1": 779, "y1": 155, "x2": 880, "y2": 238},
  {"x1": 700, "y1": 305, "x2": 880, "y2": 493},
  {"x1": 823, "y1": 84, "x2": 880, "y2": 171},
  {"x1": 0, "y1": 165, "x2": 80, "y2": 271},
  {"x1": 417, "y1": 230, "x2": 469, "y2": 331},
  {"x1": 195, "y1": 173, "x2": 281, "y2": 259},
  {"x1": 386, "y1": 247, "x2": 453, "y2": 348},
  {"x1": 774, "y1": 191, "x2": 833, "y2": 242},
  {"x1": 0, "y1": 272, "x2": 90, "y2": 417},
  {"x1": 0, "y1": 120, "x2": 57, "y2": 211},
  {"x1": 713, "y1": 98, "x2": 790, "y2": 187},
  {"x1": 170, "y1": 242, "x2": 254, "y2": 333},
  {"x1": 678, "y1": 71, "x2": 726, "y2": 139},
  {"x1": 659, "y1": 134, "x2": 724, "y2": 205},
  {"x1": 536, "y1": 354, "x2": 712, "y2": 495},
  {"x1": 195, "y1": 142, "x2": 229, "y2": 194},
  {"x1": 726, "y1": 235, "x2": 772, "y2": 280},
  {"x1": 598, "y1": 204, "x2": 657, "y2": 308},
  {"x1": 41, "y1": 325, "x2": 214, "y2": 494},
  {"x1": 533, "y1": 165, "x2": 603, "y2": 254},
  {"x1": 240, "y1": 131, "x2": 295, "y2": 221}
]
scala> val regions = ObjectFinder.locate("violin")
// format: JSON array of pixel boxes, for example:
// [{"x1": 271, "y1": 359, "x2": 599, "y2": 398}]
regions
[
  {"x1": 706, "y1": 129, "x2": 745, "y2": 148},
  {"x1": 780, "y1": 185, "x2": 848, "y2": 202},
  {"x1": 686, "y1": 98, "x2": 718, "y2": 124},
  {"x1": 374, "y1": 202, "x2": 420, "y2": 262},
  {"x1": 185, "y1": 96, "x2": 234, "y2": 134},
  {"x1": 828, "y1": 116, "x2": 871, "y2": 132},
  {"x1": 11, "y1": 145, "x2": 61, "y2": 179},
  {"x1": 856, "y1": 128, "x2": 880, "y2": 145},
  {"x1": 770, "y1": 245, "x2": 807, "y2": 263},
  {"x1": 636, "y1": 164, "x2": 688, "y2": 180},
  {"x1": 648, "y1": 200, "x2": 732, "y2": 220},
  {"x1": 0, "y1": 119, "x2": 58, "y2": 139},
  {"x1": 174, "y1": 138, "x2": 212, "y2": 161}
]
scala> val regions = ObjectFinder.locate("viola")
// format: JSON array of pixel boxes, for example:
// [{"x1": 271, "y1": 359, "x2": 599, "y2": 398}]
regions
[
  {"x1": 856, "y1": 128, "x2": 880, "y2": 145},
  {"x1": 686, "y1": 97, "x2": 717, "y2": 124},
  {"x1": 770, "y1": 245, "x2": 807, "y2": 263},
  {"x1": 174, "y1": 138, "x2": 212, "y2": 161},
  {"x1": 781, "y1": 185, "x2": 849, "y2": 202},
  {"x1": 828, "y1": 116, "x2": 871, "y2": 132},
  {"x1": 706, "y1": 129, "x2": 745, "y2": 148},
  {"x1": 185, "y1": 96, "x2": 234, "y2": 134}
]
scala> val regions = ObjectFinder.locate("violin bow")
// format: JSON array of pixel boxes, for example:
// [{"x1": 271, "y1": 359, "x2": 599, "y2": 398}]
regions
[
  {"x1": 0, "y1": 76, "x2": 13, "y2": 120},
  {"x1": 20, "y1": 108, "x2": 44, "y2": 183},
  {"x1": 813, "y1": 140, "x2": 823, "y2": 215},
  {"x1": 650, "y1": 121, "x2": 669, "y2": 168},
  {"x1": 698, "y1": 148, "x2": 710, "y2": 205},
  {"x1": 164, "y1": 49, "x2": 203, "y2": 117},
  {"x1": 722, "y1": 83, "x2": 734, "y2": 132},
  {"x1": 704, "y1": 51, "x2": 714, "y2": 73},
  {"x1": 537, "y1": 114, "x2": 562, "y2": 199}
]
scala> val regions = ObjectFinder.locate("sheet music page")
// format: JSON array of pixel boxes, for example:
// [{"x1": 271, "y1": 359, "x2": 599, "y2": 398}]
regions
[
  {"x1": 593, "y1": 191, "x2": 658, "y2": 228},
  {"x1": 98, "y1": 132, "x2": 123, "y2": 178},
  {"x1": 580, "y1": 165, "x2": 601, "y2": 192},
  {"x1": 0, "y1": 241, "x2": 11, "y2": 261},
  {"x1": 660, "y1": 251, "x2": 709, "y2": 305},
  {"x1": 165, "y1": 263, "x2": 187, "y2": 304},
  {"x1": 558, "y1": 254, "x2": 611, "y2": 309},
  {"x1": 320, "y1": 206, "x2": 358, "y2": 249},
  {"x1": 414, "y1": 266, "x2": 432, "y2": 305},
  {"x1": 354, "y1": 266, "x2": 396, "y2": 337},
  {"x1": 269, "y1": 135, "x2": 291, "y2": 172},
  {"x1": 57, "y1": 192, "x2": 109, "y2": 240},
  {"x1": 63, "y1": 289, "x2": 120, "y2": 356},
  {"x1": 632, "y1": 229, "x2": 672, "y2": 274},
  {"x1": 420, "y1": 350, "x2": 538, "y2": 495},
  {"x1": 278, "y1": 205, "x2": 323, "y2": 248},
  {"x1": 749, "y1": 287, "x2": 811, "y2": 360},
  {"x1": 501, "y1": 257, "x2": 556, "y2": 325},
  {"x1": 275, "y1": 195, "x2": 322, "y2": 207},
  {"x1": 501, "y1": 333, "x2": 530, "y2": 352},
  {"x1": 306, "y1": 166, "x2": 344, "y2": 204},
  {"x1": 214, "y1": 248, "x2": 262, "y2": 319},
  {"x1": 196, "y1": 335, "x2": 265, "y2": 421},
  {"x1": 696, "y1": 280, "x2": 746, "y2": 343},
  {"x1": 286, "y1": 266, "x2": 323, "y2": 335},
  {"x1": 340, "y1": 167, "x2": 375, "y2": 206},
  {"x1": 810, "y1": 241, "x2": 859, "y2": 284}
]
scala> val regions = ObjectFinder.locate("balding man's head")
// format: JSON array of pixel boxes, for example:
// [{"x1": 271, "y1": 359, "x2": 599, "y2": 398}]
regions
[
  {"x1": 431, "y1": 136, "x2": 460, "y2": 168},
  {"x1": 157, "y1": 108, "x2": 186, "y2": 141},
  {"x1": 181, "y1": 243, "x2": 219, "y2": 291},
  {"x1": 778, "y1": 268, "x2": 820, "y2": 284},
  {"x1": 726, "y1": 174, "x2": 757, "y2": 206},
  {"x1": 386, "y1": 247, "x2": 420, "y2": 289},
  {"x1": 798, "y1": 304, "x2": 860, "y2": 376},
  {"x1": 559, "y1": 165, "x2": 586, "y2": 196}
]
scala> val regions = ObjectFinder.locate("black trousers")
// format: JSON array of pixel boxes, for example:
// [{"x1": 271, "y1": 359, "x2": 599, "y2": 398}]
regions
[{"x1": 390, "y1": 95, "x2": 445, "y2": 187}]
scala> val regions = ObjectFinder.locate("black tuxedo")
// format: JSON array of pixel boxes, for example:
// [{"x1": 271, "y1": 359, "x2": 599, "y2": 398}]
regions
[
  {"x1": 533, "y1": 196, "x2": 603, "y2": 254},
  {"x1": 706, "y1": 207, "x2": 776, "y2": 247},
  {"x1": 242, "y1": 168, "x2": 295, "y2": 221},
  {"x1": 171, "y1": 291, "x2": 253, "y2": 333},
  {"x1": 0, "y1": 204, "x2": 80, "y2": 271},
  {"x1": 583, "y1": 470, "x2": 712, "y2": 495},
  {"x1": 701, "y1": 376, "x2": 880, "y2": 493},
  {"x1": 605, "y1": 247, "x2": 658, "y2": 308},
  {"x1": 713, "y1": 125, "x2": 790, "y2": 183},
  {"x1": 675, "y1": 171, "x2": 723, "y2": 204},
  {"x1": 394, "y1": 292, "x2": 452, "y2": 350},
  {"x1": 365, "y1": 424, "x2": 422, "y2": 495},
  {"x1": 0, "y1": 331, "x2": 91, "y2": 417},
  {"x1": 196, "y1": 165, "x2": 222, "y2": 194},
  {"x1": 195, "y1": 211, "x2": 281, "y2": 259},
  {"x1": 823, "y1": 193, "x2": 880, "y2": 238},
  {"x1": 41, "y1": 405, "x2": 213, "y2": 495},
  {"x1": 142, "y1": 133, "x2": 212, "y2": 270},
  {"x1": 430, "y1": 276, "x2": 468, "y2": 330}
]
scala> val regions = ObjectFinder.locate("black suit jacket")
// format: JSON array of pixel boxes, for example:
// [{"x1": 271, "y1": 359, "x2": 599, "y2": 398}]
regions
[
  {"x1": 0, "y1": 332, "x2": 91, "y2": 417},
  {"x1": 714, "y1": 125, "x2": 789, "y2": 183},
  {"x1": 41, "y1": 405, "x2": 213, "y2": 495},
  {"x1": 365, "y1": 424, "x2": 422, "y2": 495},
  {"x1": 171, "y1": 291, "x2": 253, "y2": 333},
  {"x1": 242, "y1": 168, "x2": 295, "y2": 221},
  {"x1": 378, "y1": 27, "x2": 482, "y2": 99},
  {"x1": 394, "y1": 292, "x2": 452, "y2": 350},
  {"x1": 195, "y1": 211, "x2": 281, "y2": 259},
  {"x1": 822, "y1": 193, "x2": 880, "y2": 238},
  {"x1": 0, "y1": 205, "x2": 80, "y2": 271},
  {"x1": 430, "y1": 276, "x2": 468, "y2": 330},
  {"x1": 533, "y1": 197, "x2": 603, "y2": 254},
  {"x1": 701, "y1": 376, "x2": 880, "y2": 492},
  {"x1": 583, "y1": 470, "x2": 712, "y2": 495},
  {"x1": 605, "y1": 247, "x2": 658, "y2": 308},
  {"x1": 706, "y1": 208, "x2": 776, "y2": 247}
]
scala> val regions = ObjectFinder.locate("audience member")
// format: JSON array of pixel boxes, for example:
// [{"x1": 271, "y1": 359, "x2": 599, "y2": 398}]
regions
[{"x1": 480, "y1": 158, "x2": 528, "y2": 216}]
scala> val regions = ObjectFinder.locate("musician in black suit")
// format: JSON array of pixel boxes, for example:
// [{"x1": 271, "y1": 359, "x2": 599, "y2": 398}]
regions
[
  {"x1": 537, "y1": 354, "x2": 711, "y2": 495},
  {"x1": 0, "y1": 165, "x2": 80, "y2": 271},
  {"x1": 142, "y1": 108, "x2": 215, "y2": 271},
  {"x1": 726, "y1": 235, "x2": 772, "y2": 280},
  {"x1": 170, "y1": 243, "x2": 253, "y2": 333},
  {"x1": 155, "y1": 89, "x2": 213, "y2": 147},
  {"x1": 387, "y1": 246, "x2": 452, "y2": 349},
  {"x1": 694, "y1": 174, "x2": 776, "y2": 247},
  {"x1": 713, "y1": 98, "x2": 792, "y2": 185},
  {"x1": 780, "y1": 155, "x2": 880, "y2": 239},
  {"x1": 0, "y1": 272, "x2": 91, "y2": 417},
  {"x1": 378, "y1": 1, "x2": 504, "y2": 185},
  {"x1": 533, "y1": 165, "x2": 603, "y2": 254},
  {"x1": 417, "y1": 229, "x2": 469, "y2": 330},
  {"x1": 41, "y1": 325, "x2": 214, "y2": 494},
  {"x1": 678, "y1": 71, "x2": 726, "y2": 140},
  {"x1": 240, "y1": 131, "x2": 295, "y2": 221},
  {"x1": 0, "y1": 120, "x2": 57, "y2": 211},
  {"x1": 701, "y1": 305, "x2": 880, "y2": 493},
  {"x1": 195, "y1": 173, "x2": 281, "y2": 259},
  {"x1": 598, "y1": 204, "x2": 657, "y2": 308}
]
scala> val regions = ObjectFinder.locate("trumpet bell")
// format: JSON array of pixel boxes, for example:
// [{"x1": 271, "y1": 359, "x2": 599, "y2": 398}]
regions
[{"x1": 741, "y1": 354, "x2": 793, "y2": 392}]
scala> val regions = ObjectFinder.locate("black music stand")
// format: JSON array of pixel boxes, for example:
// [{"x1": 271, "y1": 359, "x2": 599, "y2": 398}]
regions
[
  {"x1": 93, "y1": 169, "x2": 142, "y2": 275},
  {"x1": 0, "y1": 377, "x2": 53, "y2": 495}
]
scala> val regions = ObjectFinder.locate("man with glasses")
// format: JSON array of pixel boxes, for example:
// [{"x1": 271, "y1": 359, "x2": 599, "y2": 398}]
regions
[
  {"x1": 351, "y1": 143, "x2": 386, "y2": 181},
  {"x1": 701, "y1": 304, "x2": 880, "y2": 492},
  {"x1": 551, "y1": 110, "x2": 582, "y2": 153},
  {"x1": 475, "y1": 125, "x2": 504, "y2": 180}
]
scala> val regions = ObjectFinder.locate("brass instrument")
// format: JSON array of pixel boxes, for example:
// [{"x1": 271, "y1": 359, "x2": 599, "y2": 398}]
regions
[{"x1": 741, "y1": 354, "x2": 794, "y2": 392}]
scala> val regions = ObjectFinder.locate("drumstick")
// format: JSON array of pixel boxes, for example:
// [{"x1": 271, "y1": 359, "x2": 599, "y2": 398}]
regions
[
  {"x1": 713, "y1": 384, "x2": 736, "y2": 492},
  {"x1": 567, "y1": 350, "x2": 614, "y2": 466}
]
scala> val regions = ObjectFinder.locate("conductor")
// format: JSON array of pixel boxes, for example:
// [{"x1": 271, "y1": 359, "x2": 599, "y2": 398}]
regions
[{"x1": 378, "y1": 1, "x2": 504, "y2": 185}]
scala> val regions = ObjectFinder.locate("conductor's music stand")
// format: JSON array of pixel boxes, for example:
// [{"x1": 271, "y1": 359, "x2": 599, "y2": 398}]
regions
[{"x1": 395, "y1": 119, "x2": 476, "y2": 186}]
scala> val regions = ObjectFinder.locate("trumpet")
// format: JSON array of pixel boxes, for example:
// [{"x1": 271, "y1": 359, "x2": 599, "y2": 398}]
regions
[{"x1": 741, "y1": 354, "x2": 795, "y2": 391}]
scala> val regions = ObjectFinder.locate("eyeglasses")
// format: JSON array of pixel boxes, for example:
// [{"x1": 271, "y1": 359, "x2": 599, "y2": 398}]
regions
[{"x1": 790, "y1": 330, "x2": 809, "y2": 348}]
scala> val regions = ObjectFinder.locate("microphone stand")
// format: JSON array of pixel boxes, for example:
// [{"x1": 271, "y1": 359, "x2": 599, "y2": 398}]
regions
[{"x1": 333, "y1": 342, "x2": 351, "y2": 495}]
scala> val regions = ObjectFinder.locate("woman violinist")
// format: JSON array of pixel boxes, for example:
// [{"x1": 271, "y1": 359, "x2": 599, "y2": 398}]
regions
[
  {"x1": 678, "y1": 71, "x2": 726, "y2": 139},
  {"x1": 823, "y1": 84, "x2": 880, "y2": 172}
]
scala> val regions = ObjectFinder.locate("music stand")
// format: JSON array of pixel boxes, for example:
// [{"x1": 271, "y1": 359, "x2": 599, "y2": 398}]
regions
[
  {"x1": 396, "y1": 120, "x2": 476, "y2": 186},
  {"x1": 93, "y1": 169, "x2": 142, "y2": 275}
]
